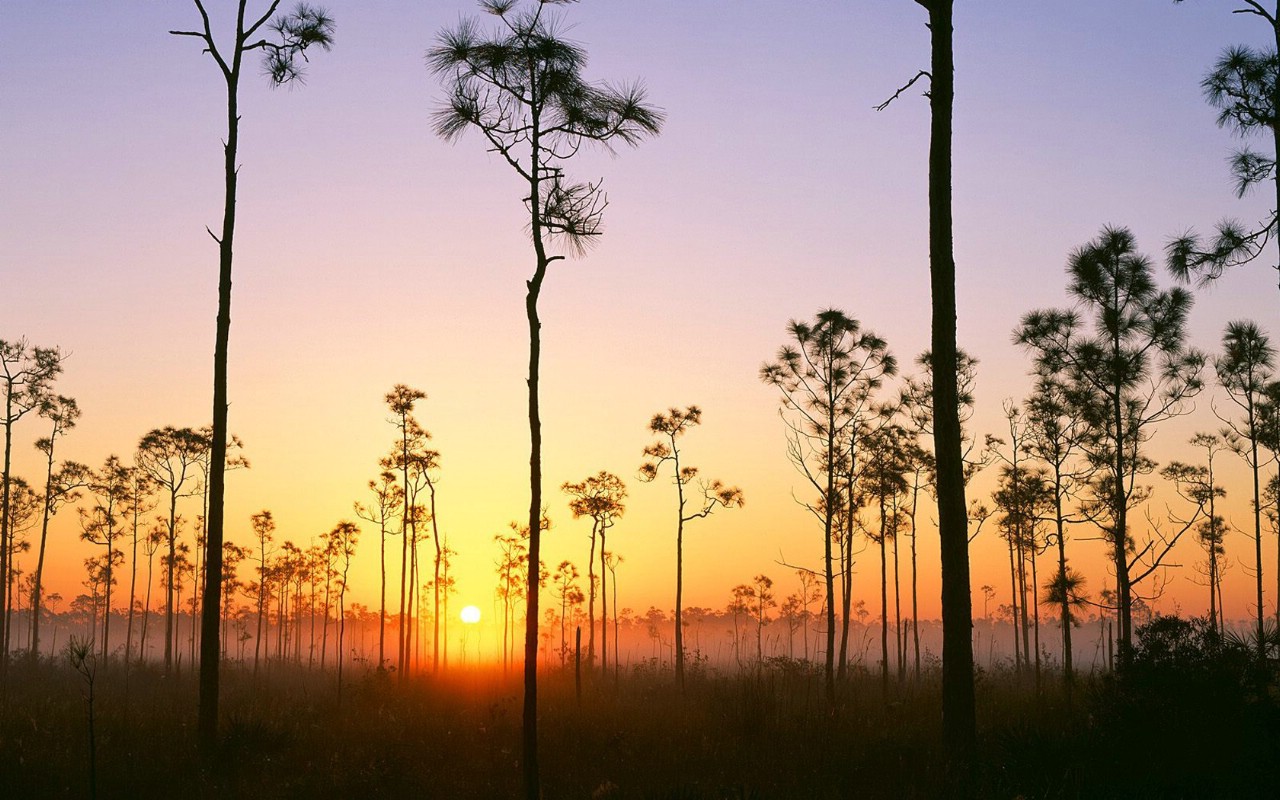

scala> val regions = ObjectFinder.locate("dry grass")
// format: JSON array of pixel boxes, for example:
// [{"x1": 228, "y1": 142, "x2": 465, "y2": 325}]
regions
[{"x1": 1, "y1": 654, "x2": 1275, "y2": 799}]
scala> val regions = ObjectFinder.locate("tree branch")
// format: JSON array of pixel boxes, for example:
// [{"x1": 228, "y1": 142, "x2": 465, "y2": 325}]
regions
[{"x1": 875, "y1": 70, "x2": 931, "y2": 112}]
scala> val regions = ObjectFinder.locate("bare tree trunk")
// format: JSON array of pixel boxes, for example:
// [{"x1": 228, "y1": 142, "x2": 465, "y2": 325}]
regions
[
  {"x1": 379, "y1": 520, "x2": 386, "y2": 669},
  {"x1": 164, "y1": 495, "x2": 177, "y2": 672},
  {"x1": 921, "y1": 0, "x2": 976, "y2": 760},
  {"x1": 1251, "y1": 424, "x2": 1265, "y2": 659},
  {"x1": 1, "y1": 393, "x2": 15, "y2": 668},
  {"x1": 587, "y1": 519, "x2": 597, "y2": 669},
  {"x1": 910, "y1": 491, "x2": 921, "y2": 677},
  {"x1": 1031, "y1": 548, "x2": 1041, "y2": 692},
  {"x1": 600, "y1": 531, "x2": 608, "y2": 673},
  {"x1": 1007, "y1": 535, "x2": 1020, "y2": 670},
  {"x1": 29, "y1": 437, "x2": 57, "y2": 658},
  {"x1": 522, "y1": 129, "x2": 551, "y2": 799},
  {"x1": 893, "y1": 516, "x2": 903, "y2": 683},
  {"x1": 879, "y1": 500, "x2": 889, "y2": 696},
  {"x1": 125, "y1": 502, "x2": 140, "y2": 664},
  {"x1": 141, "y1": 550, "x2": 155, "y2": 661},
  {"x1": 1053, "y1": 468, "x2": 1073, "y2": 698},
  {"x1": 430, "y1": 482, "x2": 441, "y2": 674},
  {"x1": 1017, "y1": 534, "x2": 1030, "y2": 672},
  {"x1": 837, "y1": 532, "x2": 851, "y2": 679}
]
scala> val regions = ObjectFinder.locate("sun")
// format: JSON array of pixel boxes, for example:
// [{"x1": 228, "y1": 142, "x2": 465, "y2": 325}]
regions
[{"x1": 460, "y1": 605, "x2": 481, "y2": 624}]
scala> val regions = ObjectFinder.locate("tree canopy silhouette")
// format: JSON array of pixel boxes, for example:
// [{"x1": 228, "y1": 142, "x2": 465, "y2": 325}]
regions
[
  {"x1": 170, "y1": 0, "x2": 334, "y2": 753},
  {"x1": 429, "y1": 2, "x2": 662, "y2": 795}
]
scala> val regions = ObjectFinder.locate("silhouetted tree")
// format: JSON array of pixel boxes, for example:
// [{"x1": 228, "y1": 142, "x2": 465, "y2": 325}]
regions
[
  {"x1": 760, "y1": 308, "x2": 895, "y2": 698},
  {"x1": 80, "y1": 456, "x2": 135, "y2": 662},
  {"x1": 1162, "y1": 433, "x2": 1230, "y2": 635},
  {"x1": 419, "y1": 445, "x2": 444, "y2": 675},
  {"x1": 383, "y1": 385, "x2": 441, "y2": 675},
  {"x1": 139, "y1": 519, "x2": 168, "y2": 660},
  {"x1": 640, "y1": 406, "x2": 744, "y2": 689},
  {"x1": 860, "y1": 419, "x2": 909, "y2": 692},
  {"x1": 749, "y1": 574, "x2": 775, "y2": 666},
  {"x1": 135, "y1": 426, "x2": 208, "y2": 672},
  {"x1": 325, "y1": 520, "x2": 359, "y2": 688},
  {"x1": 170, "y1": 0, "x2": 334, "y2": 749},
  {"x1": 1169, "y1": 0, "x2": 1280, "y2": 299},
  {"x1": 988, "y1": 401, "x2": 1053, "y2": 684},
  {"x1": 355, "y1": 470, "x2": 402, "y2": 670},
  {"x1": 1266, "y1": 471, "x2": 1280, "y2": 629},
  {"x1": 495, "y1": 523, "x2": 530, "y2": 672},
  {"x1": 2, "y1": 477, "x2": 40, "y2": 655},
  {"x1": 1215, "y1": 321, "x2": 1276, "y2": 656},
  {"x1": 0, "y1": 338, "x2": 63, "y2": 665},
  {"x1": 562, "y1": 470, "x2": 626, "y2": 672},
  {"x1": 121, "y1": 466, "x2": 157, "y2": 666},
  {"x1": 219, "y1": 540, "x2": 246, "y2": 657},
  {"x1": 605, "y1": 551, "x2": 622, "y2": 676},
  {"x1": 248, "y1": 510, "x2": 275, "y2": 673},
  {"x1": 30, "y1": 395, "x2": 88, "y2": 660},
  {"x1": 1018, "y1": 226, "x2": 1204, "y2": 659},
  {"x1": 991, "y1": 458, "x2": 1052, "y2": 687},
  {"x1": 429, "y1": 3, "x2": 662, "y2": 791},
  {"x1": 1024, "y1": 373, "x2": 1090, "y2": 695},
  {"x1": 551, "y1": 560, "x2": 580, "y2": 664}
]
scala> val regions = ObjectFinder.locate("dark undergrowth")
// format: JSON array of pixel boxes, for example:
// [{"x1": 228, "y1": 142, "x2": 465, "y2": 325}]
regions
[{"x1": 2, "y1": 625, "x2": 1276, "y2": 799}]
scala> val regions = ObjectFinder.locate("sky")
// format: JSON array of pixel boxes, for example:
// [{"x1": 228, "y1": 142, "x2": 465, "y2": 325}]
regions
[{"x1": 3, "y1": 1, "x2": 1278, "y2": 653}]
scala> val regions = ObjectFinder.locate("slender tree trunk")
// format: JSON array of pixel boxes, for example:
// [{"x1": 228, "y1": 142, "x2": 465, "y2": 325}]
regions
[
  {"x1": 409, "y1": 524, "x2": 417, "y2": 670},
  {"x1": 922, "y1": 0, "x2": 976, "y2": 759},
  {"x1": 675, "y1": 507, "x2": 686, "y2": 687},
  {"x1": 600, "y1": 531, "x2": 608, "y2": 673},
  {"x1": 398, "y1": 413, "x2": 411, "y2": 677},
  {"x1": 1031, "y1": 546, "x2": 1041, "y2": 691},
  {"x1": 612, "y1": 565, "x2": 620, "y2": 680},
  {"x1": 824, "y1": 426, "x2": 837, "y2": 698},
  {"x1": 1053, "y1": 467, "x2": 1073, "y2": 697},
  {"x1": 398, "y1": 517, "x2": 408, "y2": 674},
  {"x1": 430, "y1": 482, "x2": 441, "y2": 674},
  {"x1": 29, "y1": 436, "x2": 57, "y2": 658},
  {"x1": 893, "y1": 515, "x2": 903, "y2": 683},
  {"x1": 1250, "y1": 416, "x2": 1265, "y2": 659},
  {"x1": 321, "y1": 562, "x2": 331, "y2": 669},
  {"x1": 103, "y1": 536, "x2": 114, "y2": 663},
  {"x1": 255, "y1": 549, "x2": 266, "y2": 674},
  {"x1": 839, "y1": 524, "x2": 853, "y2": 680},
  {"x1": 337, "y1": 578, "x2": 346, "y2": 690},
  {"x1": 522, "y1": 122, "x2": 550, "y2": 799},
  {"x1": 587, "y1": 519, "x2": 597, "y2": 669},
  {"x1": 125, "y1": 499, "x2": 140, "y2": 664},
  {"x1": 1112, "y1": 388, "x2": 1132, "y2": 659},
  {"x1": 378, "y1": 520, "x2": 386, "y2": 668},
  {"x1": 1272, "y1": 8, "x2": 1280, "y2": 297},
  {"x1": 197, "y1": 3, "x2": 246, "y2": 751},
  {"x1": 141, "y1": 549, "x2": 155, "y2": 661},
  {"x1": 1007, "y1": 534, "x2": 1020, "y2": 669},
  {"x1": 910, "y1": 491, "x2": 921, "y2": 676},
  {"x1": 1017, "y1": 532, "x2": 1030, "y2": 671},
  {"x1": 164, "y1": 494, "x2": 177, "y2": 671},
  {"x1": 879, "y1": 528, "x2": 889, "y2": 696},
  {"x1": 1, "y1": 395, "x2": 15, "y2": 668}
]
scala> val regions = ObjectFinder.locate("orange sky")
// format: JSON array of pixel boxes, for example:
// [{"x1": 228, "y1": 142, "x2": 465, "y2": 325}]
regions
[{"x1": 2, "y1": 1, "x2": 1278, "y2": 640}]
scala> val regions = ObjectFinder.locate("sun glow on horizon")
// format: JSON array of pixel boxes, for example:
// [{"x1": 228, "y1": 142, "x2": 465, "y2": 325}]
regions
[{"x1": 460, "y1": 605, "x2": 481, "y2": 624}]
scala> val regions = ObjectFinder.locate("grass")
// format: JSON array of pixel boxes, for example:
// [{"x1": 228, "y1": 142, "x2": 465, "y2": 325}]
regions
[{"x1": 1, "y1": 653, "x2": 1276, "y2": 799}]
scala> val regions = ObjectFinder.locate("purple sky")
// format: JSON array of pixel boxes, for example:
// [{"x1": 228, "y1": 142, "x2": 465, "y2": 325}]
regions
[{"x1": 3, "y1": 1, "x2": 1277, "y2": 631}]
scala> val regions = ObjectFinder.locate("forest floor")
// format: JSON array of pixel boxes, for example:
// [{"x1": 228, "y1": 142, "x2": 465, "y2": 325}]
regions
[{"x1": 1, "y1": 644, "x2": 1277, "y2": 799}]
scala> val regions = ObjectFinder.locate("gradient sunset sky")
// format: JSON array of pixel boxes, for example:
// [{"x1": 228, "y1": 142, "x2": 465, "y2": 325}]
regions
[{"x1": 3, "y1": 1, "x2": 1277, "y2": 641}]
